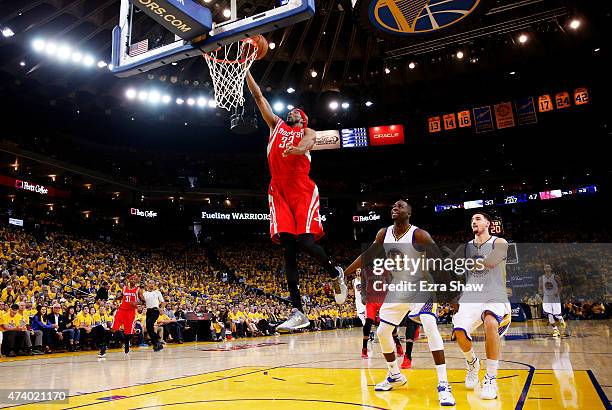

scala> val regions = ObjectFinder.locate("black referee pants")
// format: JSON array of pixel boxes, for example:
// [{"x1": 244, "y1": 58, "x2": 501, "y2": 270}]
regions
[{"x1": 146, "y1": 308, "x2": 160, "y2": 346}]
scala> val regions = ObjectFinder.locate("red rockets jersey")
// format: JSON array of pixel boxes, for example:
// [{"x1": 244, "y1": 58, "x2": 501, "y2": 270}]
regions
[
  {"x1": 267, "y1": 119, "x2": 311, "y2": 179},
  {"x1": 119, "y1": 286, "x2": 139, "y2": 310}
]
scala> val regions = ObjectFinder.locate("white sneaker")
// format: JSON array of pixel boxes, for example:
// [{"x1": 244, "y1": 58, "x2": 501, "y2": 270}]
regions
[
  {"x1": 552, "y1": 328, "x2": 560, "y2": 338},
  {"x1": 465, "y1": 357, "x2": 480, "y2": 390},
  {"x1": 276, "y1": 308, "x2": 311, "y2": 332},
  {"x1": 333, "y1": 266, "x2": 348, "y2": 305},
  {"x1": 480, "y1": 376, "x2": 498, "y2": 400},
  {"x1": 374, "y1": 372, "x2": 407, "y2": 391},
  {"x1": 438, "y1": 382, "x2": 456, "y2": 406}
]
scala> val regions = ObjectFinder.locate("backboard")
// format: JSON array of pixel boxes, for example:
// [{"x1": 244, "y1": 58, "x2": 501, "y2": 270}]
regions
[{"x1": 111, "y1": 0, "x2": 315, "y2": 77}]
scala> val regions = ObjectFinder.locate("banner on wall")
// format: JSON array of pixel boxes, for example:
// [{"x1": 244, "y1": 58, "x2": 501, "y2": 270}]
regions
[
  {"x1": 428, "y1": 116, "x2": 441, "y2": 133},
  {"x1": 515, "y1": 97, "x2": 538, "y2": 125},
  {"x1": 494, "y1": 102, "x2": 515, "y2": 129},
  {"x1": 313, "y1": 130, "x2": 341, "y2": 150},
  {"x1": 473, "y1": 106, "x2": 494, "y2": 133},
  {"x1": 443, "y1": 113, "x2": 457, "y2": 130}
]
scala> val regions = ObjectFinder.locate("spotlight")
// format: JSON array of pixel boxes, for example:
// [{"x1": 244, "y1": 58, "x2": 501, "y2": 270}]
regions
[
  {"x1": 518, "y1": 34, "x2": 528, "y2": 44},
  {"x1": 569, "y1": 19, "x2": 581, "y2": 30},
  {"x1": 2, "y1": 27, "x2": 15, "y2": 38},
  {"x1": 138, "y1": 91, "x2": 148, "y2": 101},
  {"x1": 384, "y1": 67, "x2": 390, "y2": 74},
  {"x1": 310, "y1": 70, "x2": 318, "y2": 78},
  {"x1": 57, "y1": 45, "x2": 71, "y2": 60},
  {"x1": 594, "y1": 47, "x2": 600, "y2": 52},
  {"x1": 83, "y1": 55, "x2": 95, "y2": 67},
  {"x1": 408, "y1": 62, "x2": 416, "y2": 69},
  {"x1": 287, "y1": 87, "x2": 295, "y2": 94},
  {"x1": 162, "y1": 95, "x2": 171, "y2": 104},
  {"x1": 32, "y1": 39, "x2": 45, "y2": 52},
  {"x1": 273, "y1": 102, "x2": 284, "y2": 112},
  {"x1": 171, "y1": 62, "x2": 178, "y2": 66},
  {"x1": 197, "y1": 97, "x2": 207, "y2": 107},
  {"x1": 97, "y1": 60, "x2": 107, "y2": 68},
  {"x1": 365, "y1": 101, "x2": 373, "y2": 107},
  {"x1": 510, "y1": 71, "x2": 516, "y2": 75},
  {"x1": 45, "y1": 42, "x2": 57, "y2": 55},
  {"x1": 208, "y1": 100, "x2": 217, "y2": 108},
  {"x1": 223, "y1": 9, "x2": 231, "y2": 18},
  {"x1": 187, "y1": 98, "x2": 195, "y2": 106},
  {"x1": 71, "y1": 52, "x2": 82, "y2": 63},
  {"x1": 19, "y1": 61, "x2": 25, "y2": 67},
  {"x1": 176, "y1": 98, "x2": 185, "y2": 105},
  {"x1": 341, "y1": 102, "x2": 349, "y2": 109},
  {"x1": 287, "y1": 104, "x2": 295, "y2": 110},
  {"x1": 329, "y1": 101, "x2": 339, "y2": 110},
  {"x1": 148, "y1": 91, "x2": 161, "y2": 103},
  {"x1": 125, "y1": 89, "x2": 137, "y2": 99},
  {"x1": 456, "y1": 51, "x2": 464, "y2": 59},
  {"x1": 269, "y1": 42, "x2": 276, "y2": 49}
]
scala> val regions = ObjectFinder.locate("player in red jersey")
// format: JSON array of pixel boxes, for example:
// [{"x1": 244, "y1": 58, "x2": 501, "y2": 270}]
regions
[
  {"x1": 99, "y1": 273, "x2": 143, "y2": 357},
  {"x1": 246, "y1": 71, "x2": 347, "y2": 332}
]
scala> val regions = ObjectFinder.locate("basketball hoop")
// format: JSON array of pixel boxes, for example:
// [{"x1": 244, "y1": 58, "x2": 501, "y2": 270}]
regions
[{"x1": 203, "y1": 38, "x2": 258, "y2": 111}]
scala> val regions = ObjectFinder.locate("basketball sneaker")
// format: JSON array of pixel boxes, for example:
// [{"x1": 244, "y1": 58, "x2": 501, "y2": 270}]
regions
[
  {"x1": 552, "y1": 328, "x2": 560, "y2": 338},
  {"x1": 276, "y1": 308, "x2": 310, "y2": 332},
  {"x1": 374, "y1": 372, "x2": 407, "y2": 391},
  {"x1": 465, "y1": 357, "x2": 480, "y2": 390},
  {"x1": 480, "y1": 375, "x2": 498, "y2": 400},
  {"x1": 438, "y1": 382, "x2": 456, "y2": 406},
  {"x1": 98, "y1": 346, "x2": 107, "y2": 358},
  {"x1": 361, "y1": 348, "x2": 369, "y2": 359},
  {"x1": 333, "y1": 266, "x2": 348, "y2": 304},
  {"x1": 396, "y1": 344, "x2": 404, "y2": 357},
  {"x1": 401, "y1": 356, "x2": 412, "y2": 369}
]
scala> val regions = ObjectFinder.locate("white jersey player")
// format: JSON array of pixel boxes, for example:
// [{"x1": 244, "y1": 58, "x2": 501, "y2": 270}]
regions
[
  {"x1": 344, "y1": 200, "x2": 455, "y2": 406},
  {"x1": 353, "y1": 273, "x2": 366, "y2": 325},
  {"x1": 539, "y1": 263, "x2": 565, "y2": 337},
  {"x1": 452, "y1": 212, "x2": 511, "y2": 400}
]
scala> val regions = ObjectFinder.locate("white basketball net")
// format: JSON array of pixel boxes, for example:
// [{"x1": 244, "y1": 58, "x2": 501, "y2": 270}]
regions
[{"x1": 204, "y1": 39, "x2": 258, "y2": 112}]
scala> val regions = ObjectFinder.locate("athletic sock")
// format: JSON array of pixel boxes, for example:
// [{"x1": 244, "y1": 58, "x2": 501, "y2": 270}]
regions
[
  {"x1": 486, "y1": 359, "x2": 499, "y2": 378},
  {"x1": 124, "y1": 338, "x2": 130, "y2": 354},
  {"x1": 463, "y1": 348, "x2": 477, "y2": 364},
  {"x1": 436, "y1": 364, "x2": 448, "y2": 383},
  {"x1": 392, "y1": 334, "x2": 401, "y2": 346},
  {"x1": 362, "y1": 338, "x2": 368, "y2": 349},
  {"x1": 386, "y1": 359, "x2": 400, "y2": 376},
  {"x1": 405, "y1": 341, "x2": 413, "y2": 360}
]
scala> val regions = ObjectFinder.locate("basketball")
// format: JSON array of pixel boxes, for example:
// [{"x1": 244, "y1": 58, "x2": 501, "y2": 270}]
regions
[{"x1": 252, "y1": 35, "x2": 268, "y2": 60}]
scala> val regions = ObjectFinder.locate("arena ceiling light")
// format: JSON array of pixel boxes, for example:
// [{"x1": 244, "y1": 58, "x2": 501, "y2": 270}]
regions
[
  {"x1": 269, "y1": 42, "x2": 276, "y2": 49},
  {"x1": 287, "y1": 104, "x2": 295, "y2": 110},
  {"x1": 176, "y1": 98, "x2": 185, "y2": 105},
  {"x1": 273, "y1": 101, "x2": 285, "y2": 112},
  {"x1": 125, "y1": 89, "x2": 137, "y2": 99},
  {"x1": 148, "y1": 90, "x2": 161, "y2": 104},
  {"x1": 341, "y1": 102, "x2": 349, "y2": 109},
  {"x1": 187, "y1": 98, "x2": 196, "y2": 106},
  {"x1": 19, "y1": 61, "x2": 25, "y2": 67},
  {"x1": 162, "y1": 95, "x2": 171, "y2": 104},
  {"x1": 82, "y1": 55, "x2": 95, "y2": 67},
  {"x1": 456, "y1": 51, "x2": 464, "y2": 59},
  {"x1": 408, "y1": 62, "x2": 416, "y2": 70},
  {"x1": 97, "y1": 60, "x2": 108, "y2": 68},
  {"x1": 569, "y1": 19, "x2": 581, "y2": 30},
  {"x1": 365, "y1": 101, "x2": 373, "y2": 107},
  {"x1": 71, "y1": 52, "x2": 82, "y2": 63},
  {"x1": 287, "y1": 87, "x2": 295, "y2": 94},
  {"x1": 197, "y1": 97, "x2": 207, "y2": 107},
  {"x1": 518, "y1": 34, "x2": 528, "y2": 44},
  {"x1": 329, "y1": 101, "x2": 339, "y2": 110},
  {"x1": 223, "y1": 9, "x2": 231, "y2": 18},
  {"x1": 310, "y1": 69, "x2": 318, "y2": 78},
  {"x1": 138, "y1": 91, "x2": 149, "y2": 101},
  {"x1": 384, "y1": 67, "x2": 391, "y2": 74},
  {"x1": 2, "y1": 27, "x2": 15, "y2": 38},
  {"x1": 45, "y1": 42, "x2": 57, "y2": 55},
  {"x1": 208, "y1": 100, "x2": 217, "y2": 108},
  {"x1": 32, "y1": 39, "x2": 45, "y2": 52},
  {"x1": 57, "y1": 45, "x2": 71, "y2": 60}
]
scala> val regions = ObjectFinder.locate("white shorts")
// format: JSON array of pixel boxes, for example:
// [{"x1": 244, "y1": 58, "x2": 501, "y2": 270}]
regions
[
  {"x1": 452, "y1": 302, "x2": 511, "y2": 341},
  {"x1": 379, "y1": 301, "x2": 437, "y2": 326},
  {"x1": 543, "y1": 302, "x2": 562, "y2": 316}
]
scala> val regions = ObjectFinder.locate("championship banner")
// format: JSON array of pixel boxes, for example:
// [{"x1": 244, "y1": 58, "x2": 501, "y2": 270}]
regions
[
  {"x1": 457, "y1": 110, "x2": 471, "y2": 128},
  {"x1": 313, "y1": 130, "x2": 341, "y2": 150},
  {"x1": 555, "y1": 91, "x2": 571, "y2": 109},
  {"x1": 514, "y1": 97, "x2": 538, "y2": 125},
  {"x1": 538, "y1": 94, "x2": 554, "y2": 112},
  {"x1": 428, "y1": 116, "x2": 441, "y2": 133},
  {"x1": 443, "y1": 113, "x2": 457, "y2": 130},
  {"x1": 494, "y1": 102, "x2": 515, "y2": 129},
  {"x1": 473, "y1": 106, "x2": 494, "y2": 133},
  {"x1": 574, "y1": 87, "x2": 589, "y2": 105}
]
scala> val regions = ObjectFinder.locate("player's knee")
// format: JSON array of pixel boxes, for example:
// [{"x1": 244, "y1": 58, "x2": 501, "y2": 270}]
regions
[
  {"x1": 483, "y1": 313, "x2": 498, "y2": 330},
  {"x1": 377, "y1": 322, "x2": 395, "y2": 353}
]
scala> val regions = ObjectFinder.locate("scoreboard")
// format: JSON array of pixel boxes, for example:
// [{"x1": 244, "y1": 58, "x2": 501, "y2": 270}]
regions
[{"x1": 341, "y1": 128, "x2": 369, "y2": 148}]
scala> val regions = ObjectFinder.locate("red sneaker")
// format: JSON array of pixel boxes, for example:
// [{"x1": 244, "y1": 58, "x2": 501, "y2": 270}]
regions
[
  {"x1": 396, "y1": 344, "x2": 404, "y2": 356},
  {"x1": 401, "y1": 356, "x2": 412, "y2": 369},
  {"x1": 361, "y1": 348, "x2": 368, "y2": 359}
]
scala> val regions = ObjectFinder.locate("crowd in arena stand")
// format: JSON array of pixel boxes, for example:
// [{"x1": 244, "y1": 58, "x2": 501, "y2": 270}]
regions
[{"x1": 1, "y1": 222, "x2": 610, "y2": 358}]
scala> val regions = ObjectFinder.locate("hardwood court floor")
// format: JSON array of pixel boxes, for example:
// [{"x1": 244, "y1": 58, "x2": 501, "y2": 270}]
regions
[{"x1": 0, "y1": 320, "x2": 609, "y2": 409}]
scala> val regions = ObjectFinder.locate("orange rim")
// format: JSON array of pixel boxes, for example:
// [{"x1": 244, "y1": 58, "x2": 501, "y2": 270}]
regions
[{"x1": 203, "y1": 38, "x2": 259, "y2": 64}]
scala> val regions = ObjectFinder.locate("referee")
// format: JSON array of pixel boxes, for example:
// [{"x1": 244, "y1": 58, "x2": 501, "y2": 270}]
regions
[{"x1": 143, "y1": 279, "x2": 165, "y2": 352}]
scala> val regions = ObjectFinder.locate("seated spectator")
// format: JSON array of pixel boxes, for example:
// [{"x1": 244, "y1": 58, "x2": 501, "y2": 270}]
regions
[
  {"x1": 74, "y1": 306, "x2": 94, "y2": 349},
  {"x1": 46, "y1": 304, "x2": 70, "y2": 352},
  {"x1": 1, "y1": 303, "x2": 29, "y2": 357},
  {"x1": 64, "y1": 306, "x2": 80, "y2": 351},
  {"x1": 30, "y1": 305, "x2": 53, "y2": 354},
  {"x1": 92, "y1": 305, "x2": 113, "y2": 352}
]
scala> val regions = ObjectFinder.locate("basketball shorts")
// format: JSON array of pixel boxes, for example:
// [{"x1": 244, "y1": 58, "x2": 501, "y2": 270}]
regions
[
  {"x1": 379, "y1": 301, "x2": 437, "y2": 326},
  {"x1": 452, "y1": 302, "x2": 511, "y2": 341},
  {"x1": 268, "y1": 177, "x2": 324, "y2": 243},
  {"x1": 366, "y1": 302, "x2": 383, "y2": 321},
  {"x1": 112, "y1": 308, "x2": 137, "y2": 334},
  {"x1": 543, "y1": 302, "x2": 562, "y2": 316}
]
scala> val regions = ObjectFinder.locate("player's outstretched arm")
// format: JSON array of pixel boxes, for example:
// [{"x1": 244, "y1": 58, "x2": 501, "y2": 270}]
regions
[
  {"x1": 344, "y1": 228, "x2": 386, "y2": 276},
  {"x1": 246, "y1": 70, "x2": 279, "y2": 129},
  {"x1": 282, "y1": 127, "x2": 316, "y2": 157}
]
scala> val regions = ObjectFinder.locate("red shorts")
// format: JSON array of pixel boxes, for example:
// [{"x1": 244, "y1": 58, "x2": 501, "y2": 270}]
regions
[
  {"x1": 366, "y1": 303, "x2": 383, "y2": 321},
  {"x1": 268, "y1": 177, "x2": 324, "y2": 243},
  {"x1": 112, "y1": 308, "x2": 136, "y2": 334}
]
